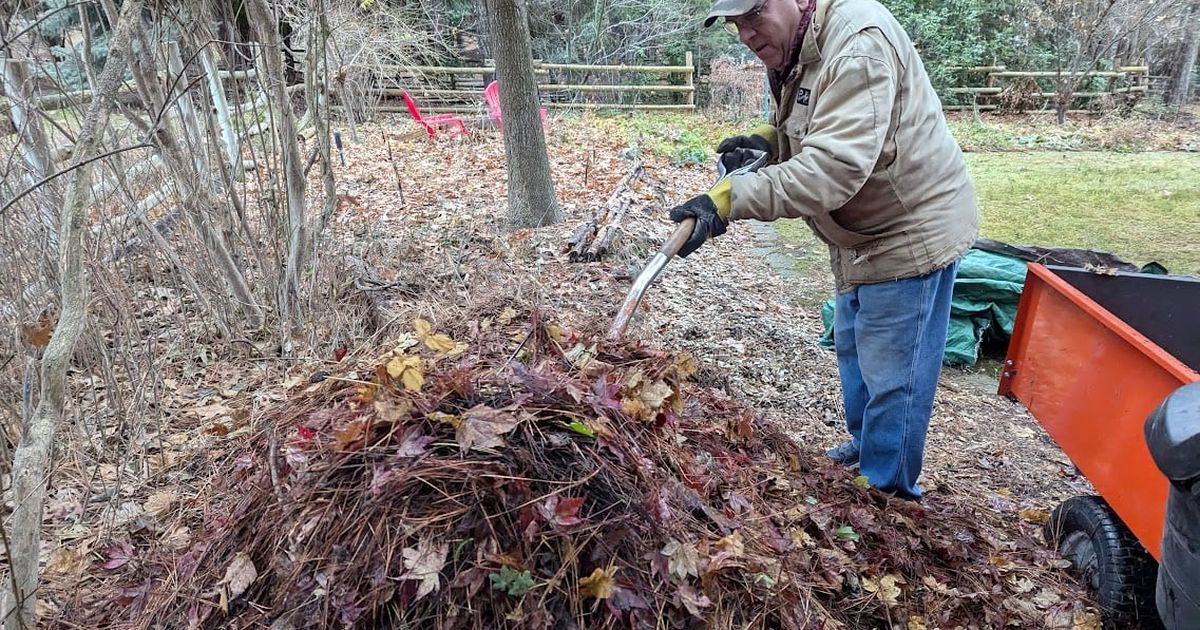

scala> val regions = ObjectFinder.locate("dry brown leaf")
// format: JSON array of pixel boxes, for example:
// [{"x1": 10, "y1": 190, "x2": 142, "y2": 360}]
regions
[
  {"x1": 221, "y1": 552, "x2": 257, "y2": 600},
  {"x1": 21, "y1": 318, "x2": 53, "y2": 348},
  {"x1": 402, "y1": 539, "x2": 448, "y2": 600},
  {"x1": 334, "y1": 418, "x2": 370, "y2": 451},
  {"x1": 639, "y1": 380, "x2": 673, "y2": 411},
  {"x1": 414, "y1": 318, "x2": 458, "y2": 354},
  {"x1": 714, "y1": 531, "x2": 745, "y2": 557},
  {"x1": 164, "y1": 526, "x2": 191, "y2": 550},
  {"x1": 45, "y1": 546, "x2": 87, "y2": 575},
  {"x1": 413, "y1": 318, "x2": 434, "y2": 338},
  {"x1": 498, "y1": 307, "x2": 518, "y2": 324},
  {"x1": 1018, "y1": 507, "x2": 1050, "y2": 524},
  {"x1": 457, "y1": 406, "x2": 520, "y2": 451},
  {"x1": 425, "y1": 333, "x2": 456, "y2": 354},
  {"x1": 387, "y1": 355, "x2": 425, "y2": 391},
  {"x1": 143, "y1": 490, "x2": 177, "y2": 517},
  {"x1": 907, "y1": 616, "x2": 928, "y2": 630},
  {"x1": 661, "y1": 539, "x2": 701, "y2": 580},
  {"x1": 374, "y1": 397, "x2": 412, "y2": 422},
  {"x1": 579, "y1": 566, "x2": 617, "y2": 600},
  {"x1": 862, "y1": 574, "x2": 904, "y2": 605}
]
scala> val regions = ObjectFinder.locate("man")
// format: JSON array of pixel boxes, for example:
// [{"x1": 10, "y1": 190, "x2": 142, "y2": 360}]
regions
[{"x1": 667, "y1": 0, "x2": 979, "y2": 500}]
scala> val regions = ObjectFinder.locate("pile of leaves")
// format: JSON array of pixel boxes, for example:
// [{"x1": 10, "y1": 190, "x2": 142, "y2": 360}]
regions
[{"x1": 77, "y1": 310, "x2": 1095, "y2": 629}]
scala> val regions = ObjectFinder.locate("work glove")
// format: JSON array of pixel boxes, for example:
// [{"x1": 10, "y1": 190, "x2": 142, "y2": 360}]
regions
[
  {"x1": 667, "y1": 177, "x2": 732, "y2": 258},
  {"x1": 716, "y1": 123, "x2": 777, "y2": 172}
]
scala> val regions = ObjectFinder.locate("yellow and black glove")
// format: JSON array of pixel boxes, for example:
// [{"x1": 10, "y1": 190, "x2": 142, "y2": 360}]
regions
[
  {"x1": 667, "y1": 177, "x2": 733, "y2": 258},
  {"x1": 716, "y1": 124, "x2": 777, "y2": 173}
]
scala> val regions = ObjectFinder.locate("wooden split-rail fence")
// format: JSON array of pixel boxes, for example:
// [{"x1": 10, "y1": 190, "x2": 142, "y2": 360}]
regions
[
  {"x1": 366, "y1": 53, "x2": 697, "y2": 114},
  {"x1": 942, "y1": 65, "x2": 1150, "y2": 113}
]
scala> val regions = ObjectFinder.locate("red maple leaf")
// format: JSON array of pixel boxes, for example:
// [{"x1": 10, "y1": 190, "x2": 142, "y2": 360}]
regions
[{"x1": 538, "y1": 494, "x2": 586, "y2": 527}]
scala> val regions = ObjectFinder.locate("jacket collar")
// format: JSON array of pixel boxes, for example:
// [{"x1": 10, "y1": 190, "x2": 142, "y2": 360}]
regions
[
  {"x1": 799, "y1": 0, "x2": 830, "y2": 66},
  {"x1": 770, "y1": 0, "x2": 824, "y2": 97}
]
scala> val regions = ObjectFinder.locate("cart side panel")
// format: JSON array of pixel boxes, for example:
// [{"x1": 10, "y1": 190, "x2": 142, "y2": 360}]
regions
[
  {"x1": 999, "y1": 265, "x2": 1196, "y2": 560},
  {"x1": 1053, "y1": 267, "x2": 1200, "y2": 373}
]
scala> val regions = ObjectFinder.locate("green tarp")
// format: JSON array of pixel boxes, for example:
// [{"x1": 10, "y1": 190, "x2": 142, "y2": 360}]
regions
[{"x1": 818, "y1": 248, "x2": 1029, "y2": 366}]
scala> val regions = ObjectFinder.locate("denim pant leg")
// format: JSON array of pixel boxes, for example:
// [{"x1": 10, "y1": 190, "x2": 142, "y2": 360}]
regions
[
  {"x1": 834, "y1": 290, "x2": 867, "y2": 450},
  {"x1": 850, "y1": 263, "x2": 958, "y2": 498}
]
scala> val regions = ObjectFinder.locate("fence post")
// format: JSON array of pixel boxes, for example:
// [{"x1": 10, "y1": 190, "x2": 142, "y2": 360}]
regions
[{"x1": 685, "y1": 51, "x2": 695, "y2": 108}]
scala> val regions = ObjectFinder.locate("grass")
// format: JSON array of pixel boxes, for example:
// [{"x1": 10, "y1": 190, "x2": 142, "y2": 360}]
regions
[
  {"x1": 967, "y1": 152, "x2": 1200, "y2": 276},
  {"x1": 775, "y1": 152, "x2": 1200, "y2": 278}
]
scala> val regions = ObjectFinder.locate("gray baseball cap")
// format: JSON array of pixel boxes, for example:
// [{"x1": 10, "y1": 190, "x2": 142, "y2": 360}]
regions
[{"x1": 703, "y1": 0, "x2": 760, "y2": 27}]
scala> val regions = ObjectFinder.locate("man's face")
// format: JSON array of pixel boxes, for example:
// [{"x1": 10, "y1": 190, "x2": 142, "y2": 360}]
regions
[{"x1": 728, "y1": 0, "x2": 805, "y2": 71}]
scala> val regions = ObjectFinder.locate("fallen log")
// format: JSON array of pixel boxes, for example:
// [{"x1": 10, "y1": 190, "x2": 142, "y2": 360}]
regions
[
  {"x1": 567, "y1": 159, "x2": 642, "y2": 262},
  {"x1": 587, "y1": 197, "x2": 631, "y2": 261}
]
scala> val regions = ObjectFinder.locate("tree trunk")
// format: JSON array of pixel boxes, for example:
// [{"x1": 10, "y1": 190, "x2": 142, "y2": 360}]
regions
[
  {"x1": 1, "y1": 14, "x2": 61, "y2": 252},
  {"x1": 200, "y1": 46, "x2": 243, "y2": 173},
  {"x1": 476, "y1": 0, "x2": 495, "y2": 60},
  {"x1": 1169, "y1": 1, "x2": 1200, "y2": 107},
  {"x1": 307, "y1": 0, "x2": 338, "y2": 249},
  {"x1": 485, "y1": 0, "x2": 559, "y2": 228},
  {"x1": 113, "y1": 17, "x2": 265, "y2": 330},
  {"x1": 246, "y1": 0, "x2": 308, "y2": 350},
  {"x1": 0, "y1": 3, "x2": 144, "y2": 628}
]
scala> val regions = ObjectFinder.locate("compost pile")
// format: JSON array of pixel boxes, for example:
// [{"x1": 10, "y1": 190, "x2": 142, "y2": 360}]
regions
[{"x1": 87, "y1": 311, "x2": 1094, "y2": 629}]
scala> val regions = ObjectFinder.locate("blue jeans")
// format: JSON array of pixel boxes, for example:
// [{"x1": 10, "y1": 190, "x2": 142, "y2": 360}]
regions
[{"x1": 833, "y1": 262, "x2": 959, "y2": 499}]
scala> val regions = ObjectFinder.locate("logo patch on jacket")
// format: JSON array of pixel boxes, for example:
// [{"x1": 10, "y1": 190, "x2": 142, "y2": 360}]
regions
[{"x1": 796, "y1": 88, "x2": 811, "y2": 106}]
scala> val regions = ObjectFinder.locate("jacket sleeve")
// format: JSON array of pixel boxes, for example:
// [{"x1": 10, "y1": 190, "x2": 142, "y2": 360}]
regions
[{"x1": 729, "y1": 33, "x2": 898, "y2": 222}]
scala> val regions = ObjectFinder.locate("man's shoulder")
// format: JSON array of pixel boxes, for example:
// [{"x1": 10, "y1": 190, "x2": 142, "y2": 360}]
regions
[{"x1": 823, "y1": 0, "x2": 903, "y2": 37}]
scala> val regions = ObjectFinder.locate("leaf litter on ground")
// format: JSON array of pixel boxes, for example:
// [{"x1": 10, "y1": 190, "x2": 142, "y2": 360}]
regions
[{"x1": 71, "y1": 311, "x2": 1096, "y2": 629}]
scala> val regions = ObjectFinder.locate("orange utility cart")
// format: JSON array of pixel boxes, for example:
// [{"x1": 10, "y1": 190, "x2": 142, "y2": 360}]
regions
[{"x1": 998, "y1": 263, "x2": 1200, "y2": 626}]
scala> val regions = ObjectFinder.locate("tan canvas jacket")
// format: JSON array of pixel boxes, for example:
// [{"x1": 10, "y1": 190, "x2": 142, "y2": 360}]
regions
[{"x1": 729, "y1": 0, "x2": 980, "y2": 292}]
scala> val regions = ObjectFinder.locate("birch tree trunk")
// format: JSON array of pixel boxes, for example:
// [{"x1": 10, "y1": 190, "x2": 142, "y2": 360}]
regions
[
  {"x1": 246, "y1": 0, "x2": 308, "y2": 348},
  {"x1": 0, "y1": 2, "x2": 145, "y2": 627},
  {"x1": 485, "y1": 0, "x2": 560, "y2": 228},
  {"x1": 200, "y1": 47, "x2": 243, "y2": 172}
]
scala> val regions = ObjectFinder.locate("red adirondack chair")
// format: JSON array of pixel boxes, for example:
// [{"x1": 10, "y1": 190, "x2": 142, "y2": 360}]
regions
[
  {"x1": 401, "y1": 91, "x2": 468, "y2": 139},
  {"x1": 484, "y1": 81, "x2": 548, "y2": 132}
]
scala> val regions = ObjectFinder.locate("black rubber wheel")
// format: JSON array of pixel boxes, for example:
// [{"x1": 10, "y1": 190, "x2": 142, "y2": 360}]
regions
[{"x1": 1044, "y1": 495, "x2": 1160, "y2": 629}]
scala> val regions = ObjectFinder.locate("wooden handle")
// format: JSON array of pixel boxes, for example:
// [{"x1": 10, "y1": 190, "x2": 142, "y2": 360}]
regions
[{"x1": 661, "y1": 217, "x2": 696, "y2": 258}]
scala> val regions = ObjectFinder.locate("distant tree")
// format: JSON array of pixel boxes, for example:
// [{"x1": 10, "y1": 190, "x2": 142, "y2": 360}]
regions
[
  {"x1": 484, "y1": 0, "x2": 560, "y2": 229},
  {"x1": 1168, "y1": 0, "x2": 1200, "y2": 107},
  {"x1": 1024, "y1": 0, "x2": 1192, "y2": 123},
  {"x1": 885, "y1": 0, "x2": 1021, "y2": 94}
]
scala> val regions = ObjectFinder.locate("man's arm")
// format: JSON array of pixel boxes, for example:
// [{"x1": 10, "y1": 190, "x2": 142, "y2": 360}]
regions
[{"x1": 729, "y1": 31, "x2": 898, "y2": 222}]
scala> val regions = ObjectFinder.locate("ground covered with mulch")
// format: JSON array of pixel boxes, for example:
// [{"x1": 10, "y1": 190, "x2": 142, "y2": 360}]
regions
[
  {"x1": 35, "y1": 113, "x2": 1102, "y2": 628},
  {"x1": 72, "y1": 316, "x2": 1094, "y2": 629}
]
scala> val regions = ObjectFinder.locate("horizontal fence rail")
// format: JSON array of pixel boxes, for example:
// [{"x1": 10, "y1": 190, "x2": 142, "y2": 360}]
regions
[
  {"x1": 360, "y1": 53, "x2": 697, "y2": 114},
  {"x1": 944, "y1": 64, "x2": 1151, "y2": 112}
]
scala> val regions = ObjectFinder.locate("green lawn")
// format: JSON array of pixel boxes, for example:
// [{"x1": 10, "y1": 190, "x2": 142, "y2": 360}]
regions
[
  {"x1": 967, "y1": 152, "x2": 1200, "y2": 276},
  {"x1": 778, "y1": 152, "x2": 1200, "y2": 277}
]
